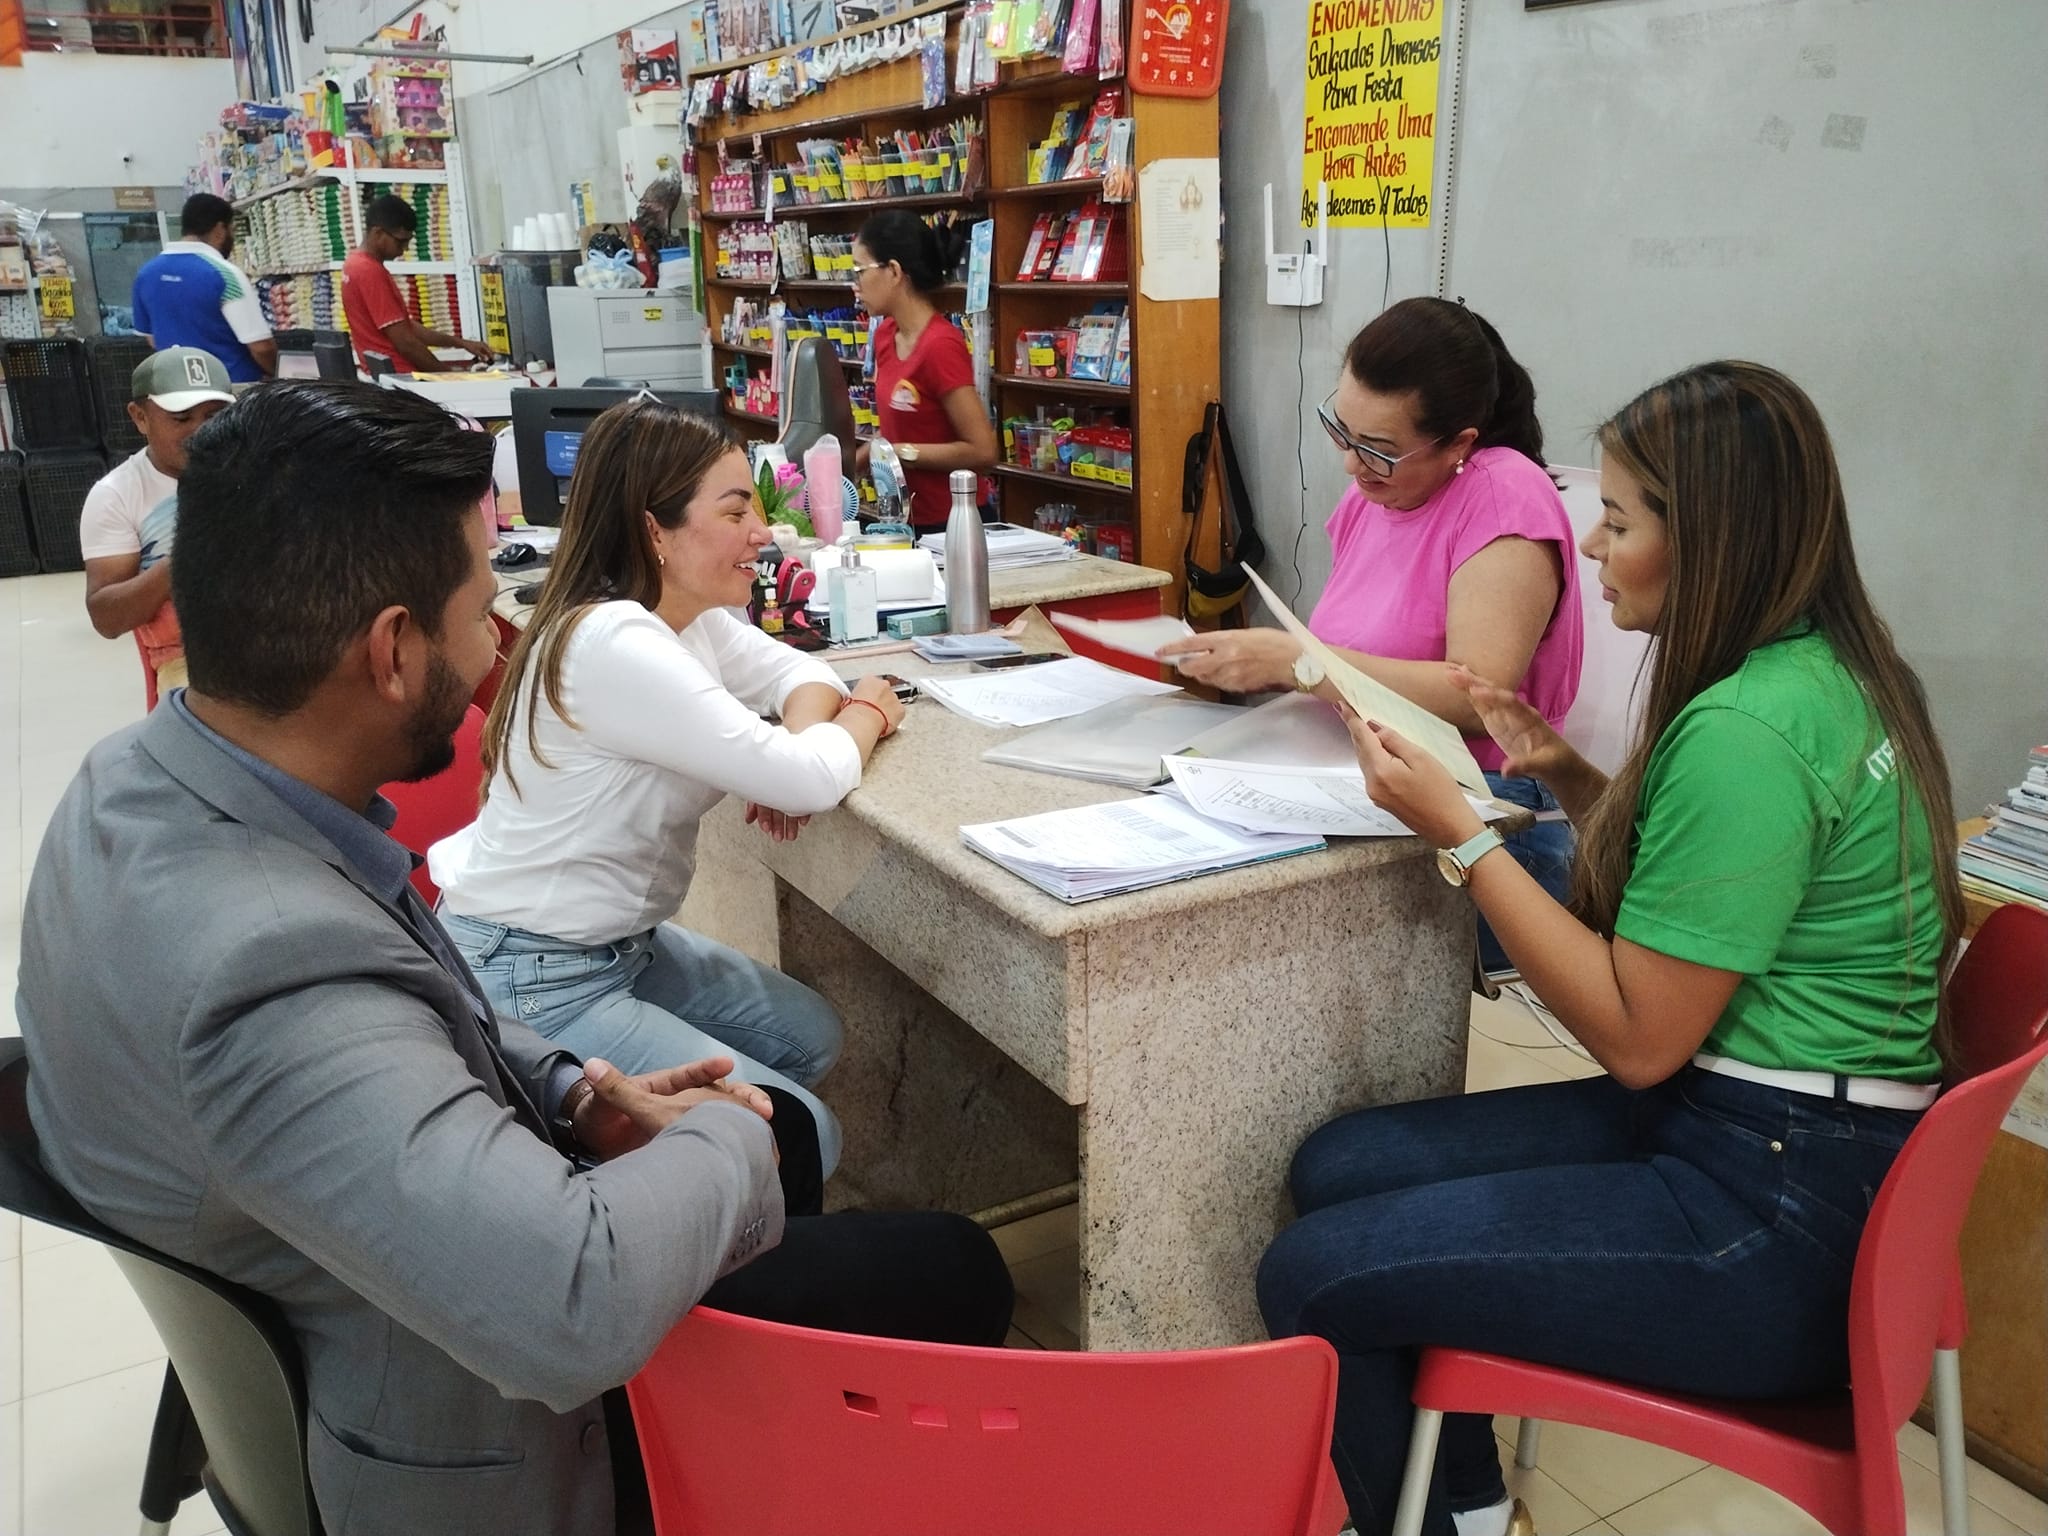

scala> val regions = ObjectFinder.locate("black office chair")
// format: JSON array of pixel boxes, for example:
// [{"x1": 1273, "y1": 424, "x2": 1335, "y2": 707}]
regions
[{"x1": 0, "y1": 1040, "x2": 324, "y2": 1536}]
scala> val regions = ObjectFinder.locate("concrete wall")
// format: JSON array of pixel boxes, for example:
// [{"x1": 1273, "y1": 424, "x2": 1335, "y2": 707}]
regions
[
  {"x1": 1220, "y1": 0, "x2": 2046, "y2": 812},
  {"x1": 1, "y1": 53, "x2": 236, "y2": 194}
]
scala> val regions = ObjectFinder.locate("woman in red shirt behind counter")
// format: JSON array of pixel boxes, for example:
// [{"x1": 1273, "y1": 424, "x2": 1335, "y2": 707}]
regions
[{"x1": 851, "y1": 211, "x2": 997, "y2": 526}]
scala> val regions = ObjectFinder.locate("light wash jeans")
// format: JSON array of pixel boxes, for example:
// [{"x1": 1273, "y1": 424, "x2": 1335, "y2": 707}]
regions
[
  {"x1": 1480, "y1": 771, "x2": 1574, "y2": 976},
  {"x1": 441, "y1": 914, "x2": 844, "y2": 1175}
]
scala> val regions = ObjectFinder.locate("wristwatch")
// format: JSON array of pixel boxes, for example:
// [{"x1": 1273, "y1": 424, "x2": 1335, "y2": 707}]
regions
[
  {"x1": 1292, "y1": 651, "x2": 1326, "y2": 693},
  {"x1": 552, "y1": 1076, "x2": 595, "y2": 1153},
  {"x1": 1436, "y1": 827, "x2": 1505, "y2": 887}
]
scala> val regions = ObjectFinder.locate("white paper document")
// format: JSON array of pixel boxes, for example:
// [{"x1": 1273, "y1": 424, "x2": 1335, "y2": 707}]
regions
[
  {"x1": 1137, "y1": 157, "x2": 1221, "y2": 302},
  {"x1": 1242, "y1": 566, "x2": 1489, "y2": 793},
  {"x1": 1048, "y1": 612, "x2": 1196, "y2": 661},
  {"x1": 961, "y1": 794, "x2": 1325, "y2": 903},
  {"x1": 914, "y1": 655, "x2": 1179, "y2": 729},
  {"x1": 918, "y1": 523, "x2": 1077, "y2": 570},
  {"x1": 1162, "y1": 756, "x2": 1512, "y2": 839}
]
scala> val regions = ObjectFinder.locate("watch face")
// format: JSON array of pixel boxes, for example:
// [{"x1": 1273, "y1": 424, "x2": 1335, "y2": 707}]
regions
[{"x1": 1435, "y1": 846, "x2": 1465, "y2": 886}]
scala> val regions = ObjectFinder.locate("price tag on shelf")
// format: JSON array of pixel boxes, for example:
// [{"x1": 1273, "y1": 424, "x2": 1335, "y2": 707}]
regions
[{"x1": 37, "y1": 276, "x2": 74, "y2": 320}]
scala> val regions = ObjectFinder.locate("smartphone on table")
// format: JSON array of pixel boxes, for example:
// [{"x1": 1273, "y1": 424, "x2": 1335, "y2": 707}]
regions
[{"x1": 970, "y1": 652, "x2": 1064, "y2": 671}]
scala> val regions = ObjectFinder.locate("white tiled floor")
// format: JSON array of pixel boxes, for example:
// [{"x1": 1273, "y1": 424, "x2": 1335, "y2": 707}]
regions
[{"x1": 0, "y1": 572, "x2": 2043, "y2": 1536}]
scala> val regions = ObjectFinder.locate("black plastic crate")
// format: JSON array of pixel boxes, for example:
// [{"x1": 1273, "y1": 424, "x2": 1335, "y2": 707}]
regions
[
  {"x1": 2, "y1": 338, "x2": 99, "y2": 450},
  {"x1": 85, "y1": 334, "x2": 154, "y2": 457},
  {"x1": 22, "y1": 447, "x2": 105, "y2": 573},
  {"x1": 0, "y1": 450, "x2": 38, "y2": 577}
]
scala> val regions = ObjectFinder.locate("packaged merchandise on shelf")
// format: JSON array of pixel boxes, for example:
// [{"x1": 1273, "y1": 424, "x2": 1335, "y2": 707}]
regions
[
  {"x1": 1007, "y1": 308, "x2": 1131, "y2": 383},
  {"x1": 368, "y1": 60, "x2": 454, "y2": 168},
  {"x1": 710, "y1": 165, "x2": 763, "y2": 214},
  {"x1": 1065, "y1": 89, "x2": 1123, "y2": 181},
  {"x1": 1107, "y1": 311, "x2": 1132, "y2": 386},
  {"x1": 1067, "y1": 309, "x2": 1121, "y2": 380},
  {"x1": 233, "y1": 182, "x2": 349, "y2": 274},
  {"x1": 715, "y1": 221, "x2": 779, "y2": 282},
  {"x1": 359, "y1": 181, "x2": 458, "y2": 262},
  {"x1": 1026, "y1": 101, "x2": 1087, "y2": 185},
  {"x1": 774, "y1": 221, "x2": 814, "y2": 279},
  {"x1": 1000, "y1": 402, "x2": 1132, "y2": 488},
  {"x1": 257, "y1": 271, "x2": 343, "y2": 332},
  {"x1": 1100, "y1": 118, "x2": 1136, "y2": 202},
  {"x1": 773, "y1": 119, "x2": 980, "y2": 208},
  {"x1": 807, "y1": 231, "x2": 855, "y2": 282}
]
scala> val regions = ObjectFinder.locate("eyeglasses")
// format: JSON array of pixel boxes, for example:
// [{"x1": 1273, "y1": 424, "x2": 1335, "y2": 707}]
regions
[
  {"x1": 848, "y1": 261, "x2": 888, "y2": 285},
  {"x1": 1316, "y1": 391, "x2": 1438, "y2": 477}
]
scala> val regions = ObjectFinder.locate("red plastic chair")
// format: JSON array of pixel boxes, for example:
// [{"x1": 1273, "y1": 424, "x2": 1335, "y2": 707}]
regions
[
  {"x1": 626, "y1": 1307, "x2": 1350, "y2": 1536},
  {"x1": 136, "y1": 631, "x2": 161, "y2": 712},
  {"x1": 383, "y1": 704, "x2": 486, "y2": 903},
  {"x1": 1391, "y1": 903, "x2": 2048, "y2": 1536}
]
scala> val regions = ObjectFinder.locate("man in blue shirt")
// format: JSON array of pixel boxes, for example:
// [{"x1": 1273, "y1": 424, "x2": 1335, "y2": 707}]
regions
[{"x1": 131, "y1": 194, "x2": 276, "y2": 382}]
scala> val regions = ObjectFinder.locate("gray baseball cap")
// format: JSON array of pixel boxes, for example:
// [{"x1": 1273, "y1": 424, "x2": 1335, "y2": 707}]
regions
[{"x1": 132, "y1": 347, "x2": 235, "y2": 412}]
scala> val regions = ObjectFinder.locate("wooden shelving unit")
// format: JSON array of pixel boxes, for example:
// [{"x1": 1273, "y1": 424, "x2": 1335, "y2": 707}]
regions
[
  {"x1": 981, "y1": 63, "x2": 1217, "y2": 599},
  {"x1": 690, "y1": 11, "x2": 1219, "y2": 606}
]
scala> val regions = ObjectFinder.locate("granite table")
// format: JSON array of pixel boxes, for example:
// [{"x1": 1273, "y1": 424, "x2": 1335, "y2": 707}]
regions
[{"x1": 491, "y1": 561, "x2": 1480, "y2": 1350}]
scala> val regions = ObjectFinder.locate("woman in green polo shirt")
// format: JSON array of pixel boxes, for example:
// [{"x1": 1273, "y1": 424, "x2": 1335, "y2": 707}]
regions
[{"x1": 1257, "y1": 361, "x2": 1964, "y2": 1536}]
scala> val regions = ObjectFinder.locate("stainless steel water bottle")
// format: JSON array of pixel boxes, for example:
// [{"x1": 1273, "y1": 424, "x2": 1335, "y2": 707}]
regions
[{"x1": 943, "y1": 469, "x2": 989, "y2": 634}]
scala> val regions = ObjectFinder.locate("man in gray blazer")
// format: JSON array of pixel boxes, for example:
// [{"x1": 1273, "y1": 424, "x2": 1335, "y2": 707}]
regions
[{"x1": 17, "y1": 382, "x2": 1009, "y2": 1536}]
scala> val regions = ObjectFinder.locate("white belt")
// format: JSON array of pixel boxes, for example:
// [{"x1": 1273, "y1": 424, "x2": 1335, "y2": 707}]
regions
[{"x1": 1692, "y1": 1053, "x2": 1939, "y2": 1112}]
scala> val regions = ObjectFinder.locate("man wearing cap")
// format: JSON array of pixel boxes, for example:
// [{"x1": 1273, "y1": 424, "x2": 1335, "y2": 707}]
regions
[
  {"x1": 79, "y1": 347, "x2": 235, "y2": 694},
  {"x1": 341, "y1": 194, "x2": 493, "y2": 374},
  {"x1": 131, "y1": 193, "x2": 277, "y2": 382}
]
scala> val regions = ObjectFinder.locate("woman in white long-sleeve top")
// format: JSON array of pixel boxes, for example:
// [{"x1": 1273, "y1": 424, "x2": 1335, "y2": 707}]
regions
[{"x1": 432, "y1": 398, "x2": 905, "y2": 1175}]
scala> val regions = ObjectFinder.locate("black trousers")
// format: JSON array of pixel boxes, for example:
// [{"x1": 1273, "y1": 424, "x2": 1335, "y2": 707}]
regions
[{"x1": 608, "y1": 1088, "x2": 1016, "y2": 1532}]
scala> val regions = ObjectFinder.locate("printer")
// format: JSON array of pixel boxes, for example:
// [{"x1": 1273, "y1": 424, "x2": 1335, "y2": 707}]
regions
[{"x1": 545, "y1": 287, "x2": 706, "y2": 389}]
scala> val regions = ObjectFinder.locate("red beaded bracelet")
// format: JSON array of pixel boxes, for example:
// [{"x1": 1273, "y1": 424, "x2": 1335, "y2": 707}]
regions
[{"x1": 840, "y1": 696, "x2": 894, "y2": 737}]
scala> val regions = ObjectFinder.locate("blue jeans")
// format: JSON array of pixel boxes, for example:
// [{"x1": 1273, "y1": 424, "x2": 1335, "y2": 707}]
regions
[
  {"x1": 1480, "y1": 772, "x2": 1573, "y2": 975},
  {"x1": 440, "y1": 914, "x2": 845, "y2": 1176},
  {"x1": 1256, "y1": 1069, "x2": 1919, "y2": 1536}
]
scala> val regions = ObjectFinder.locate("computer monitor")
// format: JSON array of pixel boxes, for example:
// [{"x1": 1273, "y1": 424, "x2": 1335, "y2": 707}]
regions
[{"x1": 509, "y1": 387, "x2": 725, "y2": 526}]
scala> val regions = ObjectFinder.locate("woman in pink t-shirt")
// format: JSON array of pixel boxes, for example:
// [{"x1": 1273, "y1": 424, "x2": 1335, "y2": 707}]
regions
[{"x1": 1162, "y1": 298, "x2": 1582, "y2": 971}]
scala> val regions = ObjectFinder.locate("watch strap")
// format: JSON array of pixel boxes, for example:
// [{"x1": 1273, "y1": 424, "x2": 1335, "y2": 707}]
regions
[{"x1": 1449, "y1": 826, "x2": 1504, "y2": 873}]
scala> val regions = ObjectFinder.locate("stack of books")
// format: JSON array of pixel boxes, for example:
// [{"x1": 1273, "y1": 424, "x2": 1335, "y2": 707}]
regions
[{"x1": 1960, "y1": 745, "x2": 2048, "y2": 913}]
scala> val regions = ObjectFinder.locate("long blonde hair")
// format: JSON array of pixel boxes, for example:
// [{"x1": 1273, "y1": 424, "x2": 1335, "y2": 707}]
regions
[
  {"x1": 1573, "y1": 362, "x2": 1963, "y2": 1056},
  {"x1": 481, "y1": 399, "x2": 739, "y2": 795}
]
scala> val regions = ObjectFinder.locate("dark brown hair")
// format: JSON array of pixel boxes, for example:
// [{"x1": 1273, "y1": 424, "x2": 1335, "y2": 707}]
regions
[
  {"x1": 1575, "y1": 361, "x2": 1963, "y2": 1060},
  {"x1": 174, "y1": 383, "x2": 491, "y2": 714},
  {"x1": 481, "y1": 399, "x2": 741, "y2": 794},
  {"x1": 1343, "y1": 296, "x2": 1544, "y2": 464},
  {"x1": 856, "y1": 210, "x2": 954, "y2": 293}
]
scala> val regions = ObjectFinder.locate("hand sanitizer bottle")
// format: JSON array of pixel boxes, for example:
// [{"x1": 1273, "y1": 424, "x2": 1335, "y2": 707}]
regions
[{"x1": 827, "y1": 531, "x2": 879, "y2": 643}]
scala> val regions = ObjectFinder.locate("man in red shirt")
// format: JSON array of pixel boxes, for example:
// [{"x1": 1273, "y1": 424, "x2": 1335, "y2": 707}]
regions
[{"x1": 340, "y1": 195, "x2": 493, "y2": 373}]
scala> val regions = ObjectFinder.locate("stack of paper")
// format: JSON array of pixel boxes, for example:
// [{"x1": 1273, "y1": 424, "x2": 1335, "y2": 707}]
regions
[
  {"x1": 913, "y1": 633, "x2": 1023, "y2": 662},
  {"x1": 1243, "y1": 567, "x2": 1488, "y2": 792},
  {"x1": 1961, "y1": 744, "x2": 2048, "y2": 913},
  {"x1": 961, "y1": 795, "x2": 1326, "y2": 903},
  {"x1": 1048, "y1": 612, "x2": 1195, "y2": 661},
  {"x1": 918, "y1": 522, "x2": 1078, "y2": 570},
  {"x1": 915, "y1": 655, "x2": 1179, "y2": 729},
  {"x1": 1159, "y1": 756, "x2": 1511, "y2": 839},
  {"x1": 982, "y1": 694, "x2": 1245, "y2": 786}
]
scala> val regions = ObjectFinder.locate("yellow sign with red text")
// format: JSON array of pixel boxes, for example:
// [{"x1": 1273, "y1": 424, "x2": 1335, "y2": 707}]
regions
[{"x1": 1300, "y1": 0, "x2": 1444, "y2": 229}]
